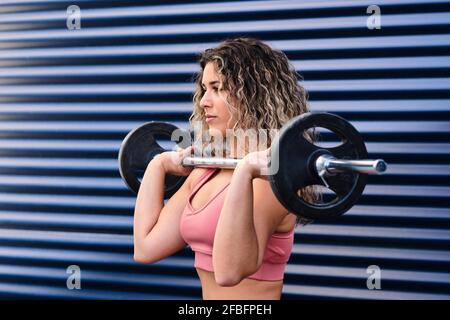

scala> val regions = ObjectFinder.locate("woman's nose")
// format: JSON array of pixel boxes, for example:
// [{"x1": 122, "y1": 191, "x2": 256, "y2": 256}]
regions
[{"x1": 200, "y1": 90, "x2": 212, "y2": 109}]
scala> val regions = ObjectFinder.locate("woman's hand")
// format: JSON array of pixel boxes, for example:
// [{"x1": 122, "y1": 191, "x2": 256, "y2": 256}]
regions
[
  {"x1": 152, "y1": 146, "x2": 195, "y2": 176},
  {"x1": 238, "y1": 148, "x2": 272, "y2": 180}
]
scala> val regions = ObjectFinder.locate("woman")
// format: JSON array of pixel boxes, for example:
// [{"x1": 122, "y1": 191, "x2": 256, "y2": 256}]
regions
[{"x1": 133, "y1": 37, "x2": 318, "y2": 300}]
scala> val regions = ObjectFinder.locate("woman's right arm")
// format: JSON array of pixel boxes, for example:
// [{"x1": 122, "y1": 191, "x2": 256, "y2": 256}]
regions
[{"x1": 133, "y1": 148, "x2": 196, "y2": 263}]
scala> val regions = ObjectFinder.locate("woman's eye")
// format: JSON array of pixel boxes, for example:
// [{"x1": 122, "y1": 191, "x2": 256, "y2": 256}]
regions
[{"x1": 200, "y1": 86, "x2": 219, "y2": 92}]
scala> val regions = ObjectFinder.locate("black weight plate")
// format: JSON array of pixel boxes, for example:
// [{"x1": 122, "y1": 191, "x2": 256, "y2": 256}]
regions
[
  {"x1": 118, "y1": 122, "x2": 187, "y2": 198},
  {"x1": 269, "y1": 112, "x2": 368, "y2": 220}
]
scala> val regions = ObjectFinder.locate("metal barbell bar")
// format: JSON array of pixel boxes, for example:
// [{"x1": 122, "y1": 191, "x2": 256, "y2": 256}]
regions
[{"x1": 182, "y1": 155, "x2": 387, "y2": 175}]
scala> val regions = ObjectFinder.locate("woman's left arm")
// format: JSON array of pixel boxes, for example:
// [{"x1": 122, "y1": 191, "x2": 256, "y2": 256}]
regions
[{"x1": 212, "y1": 149, "x2": 289, "y2": 286}]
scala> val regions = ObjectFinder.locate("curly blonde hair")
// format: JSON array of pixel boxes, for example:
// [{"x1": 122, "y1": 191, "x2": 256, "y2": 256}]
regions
[{"x1": 189, "y1": 37, "x2": 321, "y2": 225}]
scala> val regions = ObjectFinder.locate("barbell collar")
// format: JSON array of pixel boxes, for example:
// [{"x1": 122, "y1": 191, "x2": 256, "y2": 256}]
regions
[{"x1": 316, "y1": 154, "x2": 387, "y2": 175}]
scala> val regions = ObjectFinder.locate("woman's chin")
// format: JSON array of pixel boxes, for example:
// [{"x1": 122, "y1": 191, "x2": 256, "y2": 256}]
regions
[{"x1": 207, "y1": 126, "x2": 226, "y2": 137}]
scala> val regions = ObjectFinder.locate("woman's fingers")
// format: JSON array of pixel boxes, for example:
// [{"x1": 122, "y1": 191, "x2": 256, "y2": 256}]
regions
[{"x1": 183, "y1": 145, "x2": 194, "y2": 156}]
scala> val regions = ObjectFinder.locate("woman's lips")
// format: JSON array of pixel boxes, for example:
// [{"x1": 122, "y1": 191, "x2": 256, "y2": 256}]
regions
[{"x1": 205, "y1": 116, "x2": 217, "y2": 123}]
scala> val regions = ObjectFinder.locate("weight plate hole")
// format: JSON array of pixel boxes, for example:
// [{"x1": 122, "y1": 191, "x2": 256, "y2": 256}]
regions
[
  {"x1": 297, "y1": 184, "x2": 338, "y2": 206},
  {"x1": 302, "y1": 127, "x2": 344, "y2": 149}
]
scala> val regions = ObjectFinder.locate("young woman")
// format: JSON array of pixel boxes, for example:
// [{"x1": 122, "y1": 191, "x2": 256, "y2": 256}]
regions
[{"x1": 133, "y1": 37, "x2": 318, "y2": 300}]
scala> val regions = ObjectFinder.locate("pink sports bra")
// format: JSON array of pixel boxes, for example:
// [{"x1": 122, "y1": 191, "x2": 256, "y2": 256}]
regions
[{"x1": 179, "y1": 168, "x2": 295, "y2": 281}]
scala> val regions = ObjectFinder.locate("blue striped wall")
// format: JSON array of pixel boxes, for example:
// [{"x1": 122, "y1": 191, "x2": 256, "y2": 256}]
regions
[{"x1": 0, "y1": 0, "x2": 449, "y2": 299}]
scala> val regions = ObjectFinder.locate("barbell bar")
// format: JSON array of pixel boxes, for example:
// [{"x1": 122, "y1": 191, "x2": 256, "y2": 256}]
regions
[{"x1": 182, "y1": 155, "x2": 386, "y2": 175}]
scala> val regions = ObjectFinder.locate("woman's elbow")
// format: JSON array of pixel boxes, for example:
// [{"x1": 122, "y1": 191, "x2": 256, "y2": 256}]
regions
[
  {"x1": 133, "y1": 237, "x2": 154, "y2": 263},
  {"x1": 134, "y1": 252, "x2": 152, "y2": 264},
  {"x1": 214, "y1": 260, "x2": 260, "y2": 286},
  {"x1": 215, "y1": 272, "x2": 243, "y2": 287},
  {"x1": 214, "y1": 266, "x2": 253, "y2": 287},
  {"x1": 133, "y1": 248, "x2": 158, "y2": 264}
]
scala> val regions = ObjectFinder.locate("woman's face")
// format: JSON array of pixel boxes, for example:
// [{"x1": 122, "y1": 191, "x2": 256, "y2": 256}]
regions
[{"x1": 199, "y1": 62, "x2": 235, "y2": 137}]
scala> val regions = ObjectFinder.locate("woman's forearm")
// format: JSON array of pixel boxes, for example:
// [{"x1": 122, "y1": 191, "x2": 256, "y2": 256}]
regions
[
  {"x1": 213, "y1": 162, "x2": 259, "y2": 284},
  {"x1": 133, "y1": 158, "x2": 166, "y2": 254}
]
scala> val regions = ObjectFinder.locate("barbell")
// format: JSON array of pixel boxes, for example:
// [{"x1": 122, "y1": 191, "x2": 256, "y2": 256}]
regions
[{"x1": 118, "y1": 112, "x2": 387, "y2": 220}]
